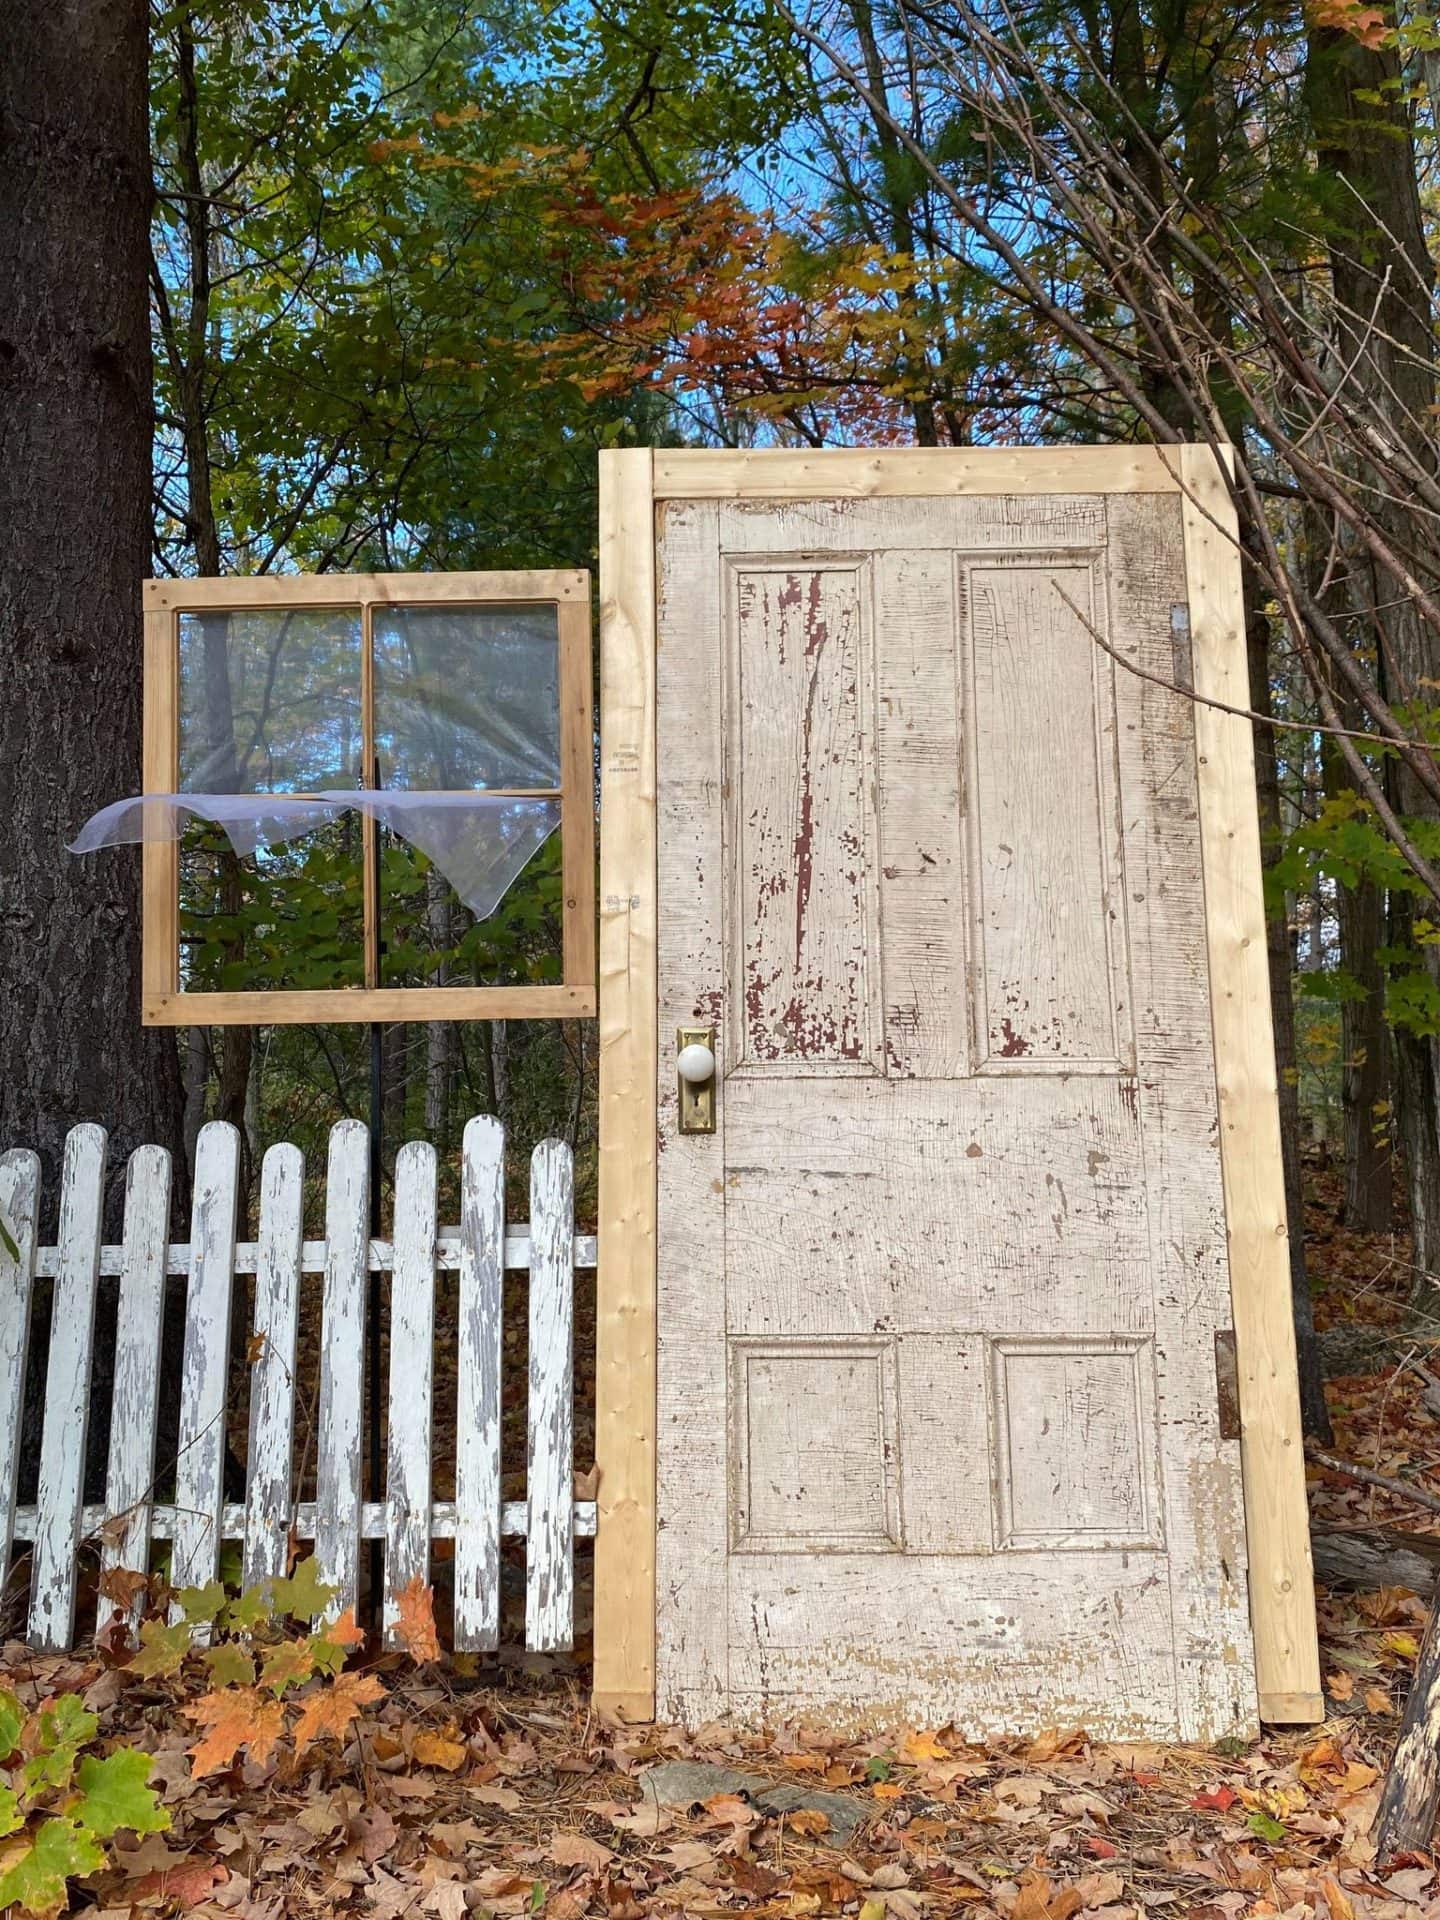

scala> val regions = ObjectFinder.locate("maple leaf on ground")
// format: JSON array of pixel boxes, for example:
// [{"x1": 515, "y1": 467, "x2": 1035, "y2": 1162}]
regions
[
  {"x1": 128, "y1": 1858, "x2": 229, "y2": 1903},
  {"x1": 548, "y1": 1832, "x2": 614, "y2": 1873},
  {"x1": 259, "y1": 1637, "x2": 317, "y2": 1696},
  {"x1": 186, "y1": 1687, "x2": 286, "y2": 1775},
  {"x1": 0, "y1": 1817, "x2": 104, "y2": 1913},
  {"x1": 1192, "y1": 1785, "x2": 1238, "y2": 1812},
  {"x1": 71, "y1": 1749, "x2": 171, "y2": 1838},
  {"x1": 129, "y1": 1617, "x2": 192, "y2": 1679},
  {"x1": 222, "y1": 1586, "x2": 271, "y2": 1633},
  {"x1": 392, "y1": 1575, "x2": 441, "y2": 1664},
  {"x1": 311, "y1": 1607, "x2": 365, "y2": 1677},
  {"x1": 202, "y1": 1642, "x2": 254, "y2": 1689},
  {"x1": 269, "y1": 1557, "x2": 335, "y2": 1624},
  {"x1": 0, "y1": 1692, "x2": 22, "y2": 1762},
  {"x1": 413, "y1": 1731, "x2": 469, "y2": 1772},
  {"x1": 291, "y1": 1671, "x2": 385, "y2": 1753},
  {"x1": 175, "y1": 1581, "x2": 227, "y2": 1626}
]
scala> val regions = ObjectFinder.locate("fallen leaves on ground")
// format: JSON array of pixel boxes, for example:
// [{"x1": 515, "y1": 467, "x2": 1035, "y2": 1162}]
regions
[{"x1": 1, "y1": 1628, "x2": 1430, "y2": 1920}]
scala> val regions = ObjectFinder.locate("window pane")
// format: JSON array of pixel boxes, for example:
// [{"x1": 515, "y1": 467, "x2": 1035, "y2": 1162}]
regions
[
  {"x1": 372, "y1": 604, "x2": 561, "y2": 790},
  {"x1": 179, "y1": 608, "x2": 363, "y2": 793},
  {"x1": 378, "y1": 794, "x2": 564, "y2": 983},
  {"x1": 179, "y1": 818, "x2": 364, "y2": 992}
]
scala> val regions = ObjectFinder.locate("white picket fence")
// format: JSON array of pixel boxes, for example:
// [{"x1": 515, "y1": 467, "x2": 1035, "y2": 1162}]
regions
[{"x1": 0, "y1": 1117, "x2": 593, "y2": 1654}]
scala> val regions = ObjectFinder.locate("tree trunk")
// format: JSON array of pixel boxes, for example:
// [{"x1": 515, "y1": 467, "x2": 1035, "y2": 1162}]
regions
[
  {"x1": 1376, "y1": 1594, "x2": 1440, "y2": 1863},
  {"x1": 1321, "y1": 678, "x2": 1394, "y2": 1233},
  {"x1": 0, "y1": 0, "x2": 185, "y2": 1206},
  {"x1": 2, "y1": 0, "x2": 187, "y2": 1501},
  {"x1": 1339, "y1": 879, "x2": 1394, "y2": 1230},
  {"x1": 1306, "y1": 17, "x2": 1439, "y2": 1293}
]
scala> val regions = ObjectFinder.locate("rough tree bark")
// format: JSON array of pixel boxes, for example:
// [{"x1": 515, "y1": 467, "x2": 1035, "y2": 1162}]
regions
[
  {"x1": 1323, "y1": 731, "x2": 1394, "y2": 1232},
  {"x1": 2, "y1": 0, "x2": 188, "y2": 1497},
  {"x1": 1306, "y1": 18, "x2": 1439, "y2": 1293},
  {"x1": 0, "y1": 0, "x2": 185, "y2": 1203}
]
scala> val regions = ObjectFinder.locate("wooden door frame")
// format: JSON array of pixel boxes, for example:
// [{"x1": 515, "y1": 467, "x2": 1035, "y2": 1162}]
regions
[{"x1": 594, "y1": 443, "x2": 1322, "y2": 1727}]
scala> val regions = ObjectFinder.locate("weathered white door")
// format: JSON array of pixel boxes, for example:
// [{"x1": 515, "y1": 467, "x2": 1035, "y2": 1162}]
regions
[{"x1": 654, "y1": 478, "x2": 1260, "y2": 1738}]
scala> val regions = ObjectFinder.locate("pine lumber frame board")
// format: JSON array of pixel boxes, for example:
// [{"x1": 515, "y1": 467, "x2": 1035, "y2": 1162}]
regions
[
  {"x1": 1182, "y1": 444, "x2": 1323, "y2": 1725},
  {"x1": 596, "y1": 440, "x2": 1317, "y2": 1729},
  {"x1": 651, "y1": 446, "x2": 1187, "y2": 498},
  {"x1": 139, "y1": 569, "x2": 596, "y2": 1025},
  {"x1": 558, "y1": 594, "x2": 599, "y2": 997},
  {"x1": 143, "y1": 571, "x2": 589, "y2": 610},
  {"x1": 593, "y1": 449, "x2": 659, "y2": 1721},
  {"x1": 141, "y1": 606, "x2": 180, "y2": 999},
  {"x1": 142, "y1": 985, "x2": 594, "y2": 1025}
]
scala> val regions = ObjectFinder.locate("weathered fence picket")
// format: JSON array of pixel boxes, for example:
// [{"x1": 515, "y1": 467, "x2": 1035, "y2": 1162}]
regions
[
  {"x1": 455, "y1": 1115, "x2": 504, "y2": 1652},
  {"x1": 527, "y1": 1139, "x2": 574, "y2": 1651},
  {"x1": 384, "y1": 1140, "x2": 437, "y2": 1639},
  {"x1": 31, "y1": 1124, "x2": 107, "y2": 1649},
  {"x1": 243, "y1": 1143, "x2": 303, "y2": 1590},
  {"x1": 0, "y1": 1118, "x2": 588, "y2": 1655},
  {"x1": 101, "y1": 1144, "x2": 171, "y2": 1626}
]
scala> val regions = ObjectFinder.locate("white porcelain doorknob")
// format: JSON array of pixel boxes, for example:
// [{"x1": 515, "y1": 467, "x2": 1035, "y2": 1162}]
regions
[{"x1": 676, "y1": 1041, "x2": 716, "y2": 1085}]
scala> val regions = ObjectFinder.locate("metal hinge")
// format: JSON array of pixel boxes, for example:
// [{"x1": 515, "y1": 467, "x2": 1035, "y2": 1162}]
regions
[{"x1": 1214, "y1": 1328, "x2": 1241, "y2": 1441}]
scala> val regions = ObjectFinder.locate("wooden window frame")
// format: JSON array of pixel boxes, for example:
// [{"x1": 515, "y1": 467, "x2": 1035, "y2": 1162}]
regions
[
  {"x1": 594, "y1": 445, "x2": 1321, "y2": 1727},
  {"x1": 141, "y1": 570, "x2": 596, "y2": 1026}
]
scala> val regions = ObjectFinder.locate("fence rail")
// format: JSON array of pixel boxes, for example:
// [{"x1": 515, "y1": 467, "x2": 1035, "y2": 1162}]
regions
[{"x1": 0, "y1": 1116, "x2": 589, "y2": 1655}]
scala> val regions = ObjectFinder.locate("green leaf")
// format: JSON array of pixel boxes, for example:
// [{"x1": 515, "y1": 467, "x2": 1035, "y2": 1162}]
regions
[
  {"x1": 176, "y1": 1581, "x2": 228, "y2": 1627},
  {"x1": 203, "y1": 1643, "x2": 256, "y2": 1689},
  {"x1": 71, "y1": 1750, "x2": 171, "y2": 1839},
  {"x1": 864, "y1": 1755, "x2": 892, "y2": 1782},
  {"x1": 0, "y1": 1691, "x2": 24, "y2": 1763},
  {"x1": 0, "y1": 1216, "x2": 19, "y2": 1262},
  {"x1": 129, "y1": 1617, "x2": 193, "y2": 1680},
  {"x1": 0, "y1": 1818, "x2": 104, "y2": 1913},
  {"x1": 36, "y1": 1699, "x2": 97, "y2": 1757},
  {"x1": 269, "y1": 1557, "x2": 335, "y2": 1623},
  {"x1": 1247, "y1": 1809, "x2": 1286, "y2": 1843},
  {"x1": 222, "y1": 1586, "x2": 272, "y2": 1634},
  {"x1": 23, "y1": 1749, "x2": 77, "y2": 1797},
  {"x1": 0, "y1": 1785, "x2": 22, "y2": 1838}
]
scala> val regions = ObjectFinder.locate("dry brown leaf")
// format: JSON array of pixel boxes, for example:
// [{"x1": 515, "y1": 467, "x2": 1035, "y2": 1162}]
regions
[
  {"x1": 698, "y1": 1792, "x2": 757, "y2": 1829},
  {"x1": 547, "y1": 1831, "x2": 615, "y2": 1872},
  {"x1": 1013, "y1": 1871, "x2": 1058, "y2": 1920},
  {"x1": 470, "y1": 1782, "x2": 522, "y2": 1811},
  {"x1": 392, "y1": 1576, "x2": 441, "y2": 1664},
  {"x1": 98, "y1": 1566, "x2": 148, "y2": 1610},
  {"x1": 186, "y1": 1687, "x2": 286, "y2": 1775},
  {"x1": 424, "y1": 1882, "x2": 469, "y2": 1920},
  {"x1": 128, "y1": 1859, "x2": 229, "y2": 1903},
  {"x1": 1074, "y1": 1870, "x2": 1125, "y2": 1909},
  {"x1": 413, "y1": 1731, "x2": 470, "y2": 1773},
  {"x1": 324, "y1": 1606, "x2": 366, "y2": 1649},
  {"x1": 1320, "y1": 1875, "x2": 1355, "y2": 1920},
  {"x1": 899, "y1": 1728, "x2": 950, "y2": 1766},
  {"x1": 292, "y1": 1670, "x2": 385, "y2": 1752},
  {"x1": 785, "y1": 1808, "x2": 831, "y2": 1837}
]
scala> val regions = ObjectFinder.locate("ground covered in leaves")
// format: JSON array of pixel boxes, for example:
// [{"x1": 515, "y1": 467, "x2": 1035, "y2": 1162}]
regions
[
  {"x1": 13, "y1": 1158, "x2": 1440, "y2": 1920},
  {"x1": 0, "y1": 1636, "x2": 1423, "y2": 1920}
]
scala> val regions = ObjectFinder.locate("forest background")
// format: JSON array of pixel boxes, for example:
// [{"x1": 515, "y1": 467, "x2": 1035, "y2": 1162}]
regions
[{"x1": 6, "y1": 0, "x2": 1440, "y2": 1447}]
